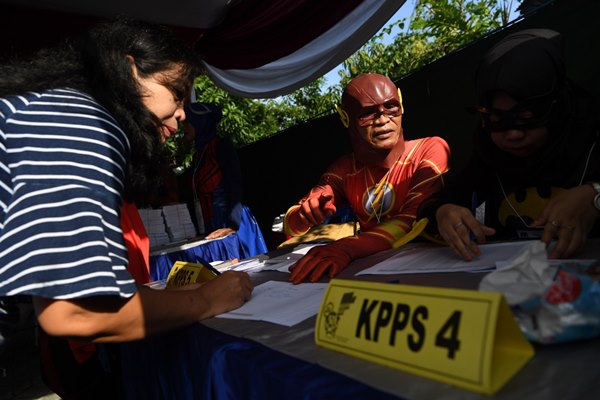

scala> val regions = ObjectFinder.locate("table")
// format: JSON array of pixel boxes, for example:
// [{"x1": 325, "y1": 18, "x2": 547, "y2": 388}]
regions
[
  {"x1": 121, "y1": 240, "x2": 600, "y2": 399},
  {"x1": 120, "y1": 322, "x2": 399, "y2": 399},
  {"x1": 149, "y1": 234, "x2": 242, "y2": 281}
]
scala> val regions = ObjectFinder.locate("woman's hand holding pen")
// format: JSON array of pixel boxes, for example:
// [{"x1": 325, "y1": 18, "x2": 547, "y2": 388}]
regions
[
  {"x1": 436, "y1": 204, "x2": 495, "y2": 261},
  {"x1": 195, "y1": 271, "x2": 253, "y2": 318}
]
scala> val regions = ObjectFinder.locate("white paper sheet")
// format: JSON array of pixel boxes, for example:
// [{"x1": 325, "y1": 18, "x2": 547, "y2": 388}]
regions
[
  {"x1": 270, "y1": 243, "x2": 326, "y2": 272},
  {"x1": 357, "y1": 241, "x2": 538, "y2": 275},
  {"x1": 216, "y1": 281, "x2": 327, "y2": 326},
  {"x1": 230, "y1": 243, "x2": 324, "y2": 273}
]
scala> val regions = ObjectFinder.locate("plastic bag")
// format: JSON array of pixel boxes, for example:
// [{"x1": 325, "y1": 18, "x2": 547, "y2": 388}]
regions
[{"x1": 479, "y1": 241, "x2": 600, "y2": 344}]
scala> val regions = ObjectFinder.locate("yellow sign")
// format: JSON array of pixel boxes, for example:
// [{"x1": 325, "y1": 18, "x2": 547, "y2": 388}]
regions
[
  {"x1": 314, "y1": 279, "x2": 534, "y2": 395},
  {"x1": 166, "y1": 261, "x2": 219, "y2": 289}
]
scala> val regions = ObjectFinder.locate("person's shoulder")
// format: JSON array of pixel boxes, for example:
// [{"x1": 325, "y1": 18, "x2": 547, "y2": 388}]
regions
[
  {"x1": 3, "y1": 88, "x2": 127, "y2": 152},
  {"x1": 0, "y1": 91, "x2": 40, "y2": 117},
  {"x1": 2, "y1": 88, "x2": 108, "y2": 118},
  {"x1": 321, "y1": 153, "x2": 354, "y2": 178},
  {"x1": 37, "y1": 88, "x2": 107, "y2": 113},
  {"x1": 410, "y1": 136, "x2": 449, "y2": 146},
  {"x1": 50, "y1": 89, "x2": 121, "y2": 131},
  {"x1": 406, "y1": 136, "x2": 450, "y2": 153}
]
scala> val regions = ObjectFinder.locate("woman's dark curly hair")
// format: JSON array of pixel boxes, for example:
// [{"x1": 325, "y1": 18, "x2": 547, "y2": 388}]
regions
[{"x1": 0, "y1": 17, "x2": 202, "y2": 201}]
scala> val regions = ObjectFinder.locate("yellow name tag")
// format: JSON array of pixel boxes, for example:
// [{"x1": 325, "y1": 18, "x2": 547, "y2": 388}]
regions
[
  {"x1": 166, "y1": 261, "x2": 219, "y2": 289},
  {"x1": 314, "y1": 279, "x2": 534, "y2": 395}
]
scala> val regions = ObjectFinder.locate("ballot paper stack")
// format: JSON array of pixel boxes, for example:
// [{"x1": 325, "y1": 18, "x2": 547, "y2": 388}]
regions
[
  {"x1": 138, "y1": 208, "x2": 171, "y2": 247},
  {"x1": 161, "y1": 203, "x2": 197, "y2": 242}
]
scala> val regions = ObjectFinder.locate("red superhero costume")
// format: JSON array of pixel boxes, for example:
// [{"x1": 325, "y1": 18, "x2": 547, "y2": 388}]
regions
[{"x1": 284, "y1": 73, "x2": 450, "y2": 283}]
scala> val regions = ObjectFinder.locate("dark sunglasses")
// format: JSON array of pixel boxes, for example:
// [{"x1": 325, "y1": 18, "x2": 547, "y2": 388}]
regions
[{"x1": 468, "y1": 96, "x2": 558, "y2": 132}]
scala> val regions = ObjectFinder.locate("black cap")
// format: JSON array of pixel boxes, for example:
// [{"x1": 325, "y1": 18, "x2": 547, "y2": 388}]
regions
[{"x1": 476, "y1": 29, "x2": 564, "y2": 104}]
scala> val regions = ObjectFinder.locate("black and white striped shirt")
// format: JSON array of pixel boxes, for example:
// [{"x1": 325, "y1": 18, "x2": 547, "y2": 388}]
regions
[{"x1": 0, "y1": 88, "x2": 137, "y2": 299}]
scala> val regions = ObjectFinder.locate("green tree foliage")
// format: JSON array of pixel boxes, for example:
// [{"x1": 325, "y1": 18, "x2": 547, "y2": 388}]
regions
[
  {"x1": 167, "y1": 75, "x2": 339, "y2": 170},
  {"x1": 191, "y1": 75, "x2": 339, "y2": 149},
  {"x1": 192, "y1": 75, "x2": 279, "y2": 147},
  {"x1": 339, "y1": 0, "x2": 515, "y2": 84}
]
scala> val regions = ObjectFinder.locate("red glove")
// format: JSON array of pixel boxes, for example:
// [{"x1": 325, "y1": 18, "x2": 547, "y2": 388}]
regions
[
  {"x1": 288, "y1": 234, "x2": 389, "y2": 284},
  {"x1": 285, "y1": 185, "x2": 337, "y2": 235}
]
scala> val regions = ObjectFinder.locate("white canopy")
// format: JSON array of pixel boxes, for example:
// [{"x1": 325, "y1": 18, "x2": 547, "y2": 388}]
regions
[{"x1": 1, "y1": 0, "x2": 406, "y2": 98}]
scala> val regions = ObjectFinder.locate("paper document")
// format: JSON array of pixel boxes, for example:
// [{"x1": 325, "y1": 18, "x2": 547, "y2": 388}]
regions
[
  {"x1": 216, "y1": 281, "x2": 327, "y2": 326},
  {"x1": 357, "y1": 241, "x2": 538, "y2": 275},
  {"x1": 227, "y1": 258, "x2": 266, "y2": 272},
  {"x1": 230, "y1": 243, "x2": 324, "y2": 273}
]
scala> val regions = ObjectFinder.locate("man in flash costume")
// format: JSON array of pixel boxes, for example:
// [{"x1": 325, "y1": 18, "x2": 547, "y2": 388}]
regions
[{"x1": 285, "y1": 73, "x2": 450, "y2": 284}]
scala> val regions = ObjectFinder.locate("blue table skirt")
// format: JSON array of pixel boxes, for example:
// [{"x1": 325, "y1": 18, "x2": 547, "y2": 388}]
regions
[
  {"x1": 119, "y1": 323, "x2": 401, "y2": 400},
  {"x1": 150, "y1": 234, "x2": 242, "y2": 281}
]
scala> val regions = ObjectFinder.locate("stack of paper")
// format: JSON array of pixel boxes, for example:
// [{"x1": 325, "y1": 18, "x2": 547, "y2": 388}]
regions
[
  {"x1": 162, "y1": 203, "x2": 197, "y2": 242},
  {"x1": 137, "y1": 208, "x2": 171, "y2": 247}
]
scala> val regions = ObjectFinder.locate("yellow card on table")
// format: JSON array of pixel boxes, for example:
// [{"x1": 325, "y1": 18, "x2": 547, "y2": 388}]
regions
[
  {"x1": 314, "y1": 279, "x2": 534, "y2": 395},
  {"x1": 166, "y1": 261, "x2": 219, "y2": 289}
]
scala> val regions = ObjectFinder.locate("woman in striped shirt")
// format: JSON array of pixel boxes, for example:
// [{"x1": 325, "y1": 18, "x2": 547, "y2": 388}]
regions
[{"x1": 0, "y1": 17, "x2": 252, "y2": 396}]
